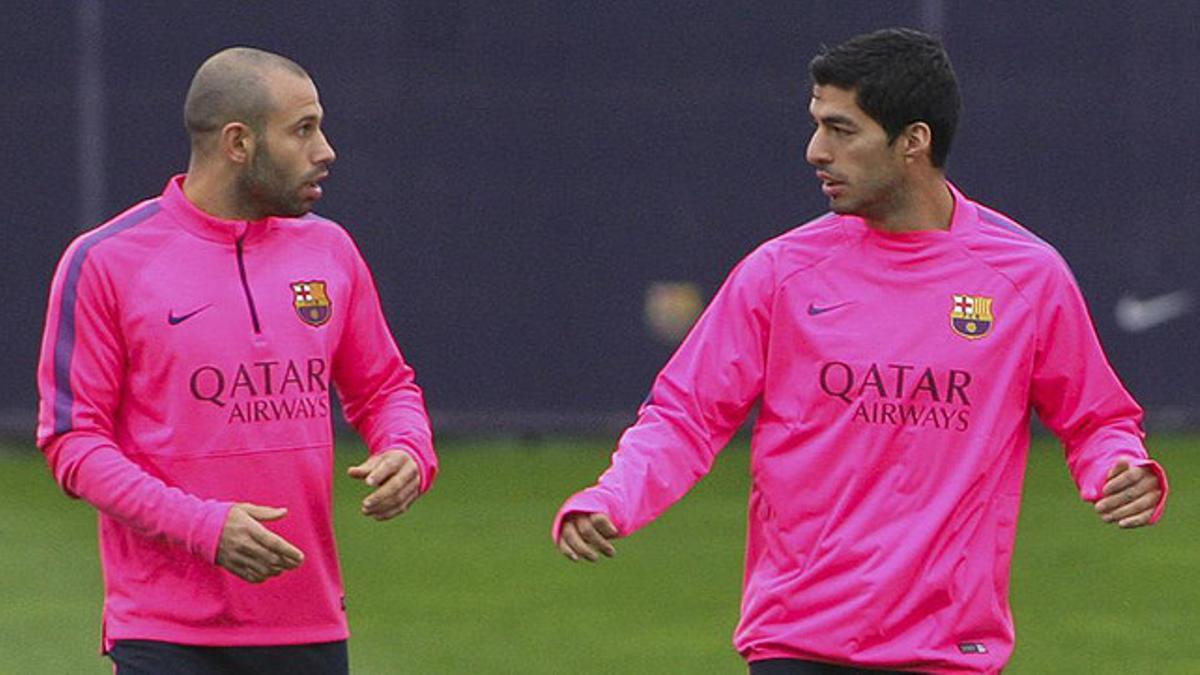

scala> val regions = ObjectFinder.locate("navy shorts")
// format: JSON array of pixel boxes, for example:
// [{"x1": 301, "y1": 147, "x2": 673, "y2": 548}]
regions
[
  {"x1": 750, "y1": 658, "x2": 914, "y2": 675},
  {"x1": 109, "y1": 639, "x2": 348, "y2": 675}
]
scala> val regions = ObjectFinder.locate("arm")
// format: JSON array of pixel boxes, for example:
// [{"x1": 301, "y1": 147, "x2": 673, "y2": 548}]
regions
[
  {"x1": 36, "y1": 244, "x2": 231, "y2": 562},
  {"x1": 36, "y1": 245, "x2": 301, "y2": 581},
  {"x1": 1030, "y1": 262, "x2": 1168, "y2": 527},
  {"x1": 332, "y1": 238, "x2": 436, "y2": 517},
  {"x1": 553, "y1": 251, "x2": 774, "y2": 558}
]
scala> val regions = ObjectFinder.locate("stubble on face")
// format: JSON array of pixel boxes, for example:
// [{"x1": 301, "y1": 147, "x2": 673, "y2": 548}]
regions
[
  {"x1": 237, "y1": 138, "x2": 310, "y2": 219},
  {"x1": 230, "y1": 71, "x2": 332, "y2": 221},
  {"x1": 808, "y1": 84, "x2": 907, "y2": 222}
]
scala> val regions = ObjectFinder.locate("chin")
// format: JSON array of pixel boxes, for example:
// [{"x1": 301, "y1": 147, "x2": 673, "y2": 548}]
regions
[{"x1": 277, "y1": 201, "x2": 313, "y2": 218}]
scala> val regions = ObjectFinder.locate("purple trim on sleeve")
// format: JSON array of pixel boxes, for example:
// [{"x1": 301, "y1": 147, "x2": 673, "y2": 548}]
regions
[
  {"x1": 53, "y1": 203, "x2": 161, "y2": 435},
  {"x1": 977, "y1": 209, "x2": 1052, "y2": 247}
]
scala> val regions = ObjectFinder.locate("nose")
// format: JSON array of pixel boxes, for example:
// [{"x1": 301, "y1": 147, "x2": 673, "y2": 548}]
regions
[
  {"x1": 806, "y1": 128, "x2": 830, "y2": 167},
  {"x1": 315, "y1": 129, "x2": 337, "y2": 166}
]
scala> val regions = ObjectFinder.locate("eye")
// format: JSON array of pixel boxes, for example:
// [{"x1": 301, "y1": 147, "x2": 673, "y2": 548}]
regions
[{"x1": 296, "y1": 123, "x2": 314, "y2": 137}]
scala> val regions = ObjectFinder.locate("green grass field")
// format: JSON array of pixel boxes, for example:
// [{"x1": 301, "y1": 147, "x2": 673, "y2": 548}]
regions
[{"x1": 0, "y1": 435, "x2": 1195, "y2": 673}]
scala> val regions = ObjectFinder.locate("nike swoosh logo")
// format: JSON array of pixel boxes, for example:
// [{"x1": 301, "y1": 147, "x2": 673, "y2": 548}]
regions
[
  {"x1": 168, "y1": 304, "x2": 213, "y2": 326},
  {"x1": 1114, "y1": 290, "x2": 1192, "y2": 332},
  {"x1": 807, "y1": 301, "x2": 855, "y2": 316}
]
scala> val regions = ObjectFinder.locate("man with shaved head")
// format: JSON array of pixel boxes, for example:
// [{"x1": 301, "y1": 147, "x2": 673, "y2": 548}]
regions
[{"x1": 36, "y1": 47, "x2": 437, "y2": 674}]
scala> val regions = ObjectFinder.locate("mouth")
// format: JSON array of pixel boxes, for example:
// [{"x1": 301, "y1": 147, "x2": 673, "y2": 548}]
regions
[
  {"x1": 815, "y1": 171, "x2": 845, "y2": 198},
  {"x1": 302, "y1": 171, "x2": 329, "y2": 200}
]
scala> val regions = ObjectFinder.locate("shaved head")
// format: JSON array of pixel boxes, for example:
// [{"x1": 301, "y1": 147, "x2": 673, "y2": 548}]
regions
[{"x1": 183, "y1": 47, "x2": 309, "y2": 151}]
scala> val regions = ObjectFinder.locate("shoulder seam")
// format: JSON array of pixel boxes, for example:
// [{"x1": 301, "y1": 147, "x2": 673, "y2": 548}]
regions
[{"x1": 774, "y1": 215, "x2": 854, "y2": 288}]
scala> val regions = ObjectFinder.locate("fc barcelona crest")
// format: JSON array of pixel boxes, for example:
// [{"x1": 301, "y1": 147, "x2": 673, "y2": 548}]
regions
[
  {"x1": 292, "y1": 280, "x2": 332, "y2": 327},
  {"x1": 950, "y1": 294, "x2": 993, "y2": 340}
]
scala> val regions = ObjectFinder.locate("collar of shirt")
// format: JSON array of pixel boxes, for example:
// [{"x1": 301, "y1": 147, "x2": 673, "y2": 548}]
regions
[
  {"x1": 844, "y1": 180, "x2": 981, "y2": 254},
  {"x1": 161, "y1": 174, "x2": 276, "y2": 245}
]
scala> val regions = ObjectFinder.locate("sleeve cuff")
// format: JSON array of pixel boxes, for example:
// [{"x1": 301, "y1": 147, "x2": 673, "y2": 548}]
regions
[
  {"x1": 551, "y1": 491, "x2": 621, "y2": 542},
  {"x1": 1083, "y1": 456, "x2": 1169, "y2": 525},
  {"x1": 194, "y1": 501, "x2": 235, "y2": 564},
  {"x1": 380, "y1": 444, "x2": 436, "y2": 493}
]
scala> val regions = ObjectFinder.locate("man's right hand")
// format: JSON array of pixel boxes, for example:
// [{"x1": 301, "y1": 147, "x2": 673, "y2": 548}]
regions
[
  {"x1": 557, "y1": 512, "x2": 619, "y2": 562},
  {"x1": 216, "y1": 503, "x2": 305, "y2": 583}
]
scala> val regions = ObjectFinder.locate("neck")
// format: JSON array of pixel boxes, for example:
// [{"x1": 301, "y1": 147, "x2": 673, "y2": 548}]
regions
[
  {"x1": 182, "y1": 162, "x2": 260, "y2": 221},
  {"x1": 864, "y1": 174, "x2": 953, "y2": 233}
]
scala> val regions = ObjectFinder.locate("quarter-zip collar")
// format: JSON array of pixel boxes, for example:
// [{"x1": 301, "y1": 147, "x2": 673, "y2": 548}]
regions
[{"x1": 161, "y1": 174, "x2": 276, "y2": 245}]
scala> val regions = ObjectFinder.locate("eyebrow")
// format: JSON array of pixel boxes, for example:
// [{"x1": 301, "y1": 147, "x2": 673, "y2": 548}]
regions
[
  {"x1": 291, "y1": 111, "x2": 323, "y2": 126},
  {"x1": 813, "y1": 113, "x2": 858, "y2": 129}
]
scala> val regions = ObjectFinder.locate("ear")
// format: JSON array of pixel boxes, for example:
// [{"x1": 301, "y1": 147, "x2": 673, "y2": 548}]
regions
[
  {"x1": 218, "y1": 122, "x2": 255, "y2": 165},
  {"x1": 900, "y1": 121, "x2": 933, "y2": 164}
]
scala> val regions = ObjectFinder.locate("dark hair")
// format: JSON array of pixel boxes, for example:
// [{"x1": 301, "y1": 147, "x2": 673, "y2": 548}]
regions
[{"x1": 810, "y1": 28, "x2": 960, "y2": 167}]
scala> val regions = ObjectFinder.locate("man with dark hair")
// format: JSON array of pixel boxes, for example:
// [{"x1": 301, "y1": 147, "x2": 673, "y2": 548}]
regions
[
  {"x1": 809, "y1": 28, "x2": 960, "y2": 169},
  {"x1": 36, "y1": 47, "x2": 436, "y2": 674},
  {"x1": 553, "y1": 28, "x2": 1168, "y2": 673}
]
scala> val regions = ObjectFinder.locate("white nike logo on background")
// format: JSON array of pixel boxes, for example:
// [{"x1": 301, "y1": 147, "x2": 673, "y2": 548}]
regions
[{"x1": 1113, "y1": 290, "x2": 1193, "y2": 332}]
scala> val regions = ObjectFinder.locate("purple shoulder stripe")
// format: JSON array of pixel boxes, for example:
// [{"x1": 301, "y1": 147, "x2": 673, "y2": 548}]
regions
[
  {"x1": 53, "y1": 202, "x2": 161, "y2": 435},
  {"x1": 977, "y1": 209, "x2": 1050, "y2": 247}
]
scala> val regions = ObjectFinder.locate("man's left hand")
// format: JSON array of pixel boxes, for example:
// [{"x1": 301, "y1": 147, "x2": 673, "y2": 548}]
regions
[
  {"x1": 347, "y1": 450, "x2": 422, "y2": 520},
  {"x1": 1093, "y1": 461, "x2": 1162, "y2": 528}
]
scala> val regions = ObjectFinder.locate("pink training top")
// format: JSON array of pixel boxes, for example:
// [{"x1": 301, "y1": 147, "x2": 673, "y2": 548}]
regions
[
  {"x1": 36, "y1": 176, "x2": 436, "y2": 650},
  {"x1": 554, "y1": 183, "x2": 1168, "y2": 673}
]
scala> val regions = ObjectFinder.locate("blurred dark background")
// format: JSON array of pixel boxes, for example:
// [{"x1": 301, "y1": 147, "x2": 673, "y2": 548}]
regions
[{"x1": 3, "y1": 1, "x2": 1198, "y2": 437}]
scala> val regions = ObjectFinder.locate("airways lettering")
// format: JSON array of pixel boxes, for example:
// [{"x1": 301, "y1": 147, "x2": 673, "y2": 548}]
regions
[
  {"x1": 188, "y1": 358, "x2": 330, "y2": 424},
  {"x1": 227, "y1": 395, "x2": 329, "y2": 423}
]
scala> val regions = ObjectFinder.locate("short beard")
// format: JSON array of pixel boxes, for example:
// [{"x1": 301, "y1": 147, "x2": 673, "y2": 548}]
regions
[
  {"x1": 236, "y1": 140, "x2": 309, "y2": 219},
  {"x1": 838, "y1": 175, "x2": 906, "y2": 223}
]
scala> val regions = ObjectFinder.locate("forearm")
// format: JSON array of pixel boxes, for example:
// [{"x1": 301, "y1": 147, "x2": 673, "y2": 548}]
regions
[
  {"x1": 553, "y1": 396, "x2": 733, "y2": 541},
  {"x1": 54, "y1": 436, "x2": 232, "y2": 562},
  {"x1": 360, "y1": 390, "x2": 436, "y2": 488}
]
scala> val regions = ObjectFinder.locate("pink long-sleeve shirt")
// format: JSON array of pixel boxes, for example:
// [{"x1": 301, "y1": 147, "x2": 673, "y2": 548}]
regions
[
  {"x1": 36, "y1": 175, "x2": 436, "y2": 650},
  {"x1": 554, "y1": 183, "x2": 1167, "y2": 673}
]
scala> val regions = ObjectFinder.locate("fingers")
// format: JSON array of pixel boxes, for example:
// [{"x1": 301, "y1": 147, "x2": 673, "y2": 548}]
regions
[
  {"x1": 354, "y1": 451, "x2": 421, "y2": 520},
  {"x1": 557, "y1": 513, "x2": 618, "y2": 562},
  {"x1": 576, "y1": 516, "x2": 617, "y2": 558},
  {"x1": 241, "y1": 503, "x2": 288, "y2": 521},
  {"x1": 217, "y1": 504, "x2": 305, "y2": 583},
  {"x1": 364, "y1": 455, "x2": 402, "y2": 488},
  {"x1": 1102, "y1": 491, "x2": 1161, "y2": 527},
  {"x1": 1101, "y1": 462, "x2": 1137, "y2": 496},
  {"x1": 1096, "y1": 468, "x2": 1157, "y2": 511},
  {"x1": 363, "y1": 475, "x2": 420, "y2": 520},
  {"x1": 1095, "y1": 467, "x2": 1163, "y2": 529},
  {"x1": 220, "y1": 554, "x2": 272, "y2": 584},
  {"x1": 558, "y1": 522, "x2": 591, "y2": 562},
  {"x1": 591, "y1": 514, "x2": 619, "y2": 538},
  {"x1": 346, "y1": 455, "x2": 380, "y2": 480},
  {"x1": 348, "y1": 451, "x2": 412, "y2": 487},
  {"x1": 247, "y1": 522, "x2": 306, "y2": 568},
  {"x1": 217, "y1": 541, "x2": 281, "y2": 584},
  {"x1": 1115, "y1": 506, "x2": 1157, "y2": 529}
]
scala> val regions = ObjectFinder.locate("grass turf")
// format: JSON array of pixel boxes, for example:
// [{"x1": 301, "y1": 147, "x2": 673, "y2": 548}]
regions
[{"x1": 0, "y1": 435, "x2": 1195, "y2": 673}]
